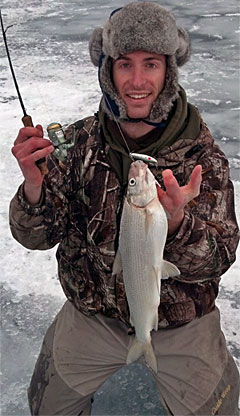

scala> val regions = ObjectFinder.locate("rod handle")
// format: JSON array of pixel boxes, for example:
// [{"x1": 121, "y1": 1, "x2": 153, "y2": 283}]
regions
[
  {"x1": 22, "y1": 114, "x2": 33, "y2": 127},
  {"x1": 22, "y1": 114, "x2": 49, "y2": 175}
]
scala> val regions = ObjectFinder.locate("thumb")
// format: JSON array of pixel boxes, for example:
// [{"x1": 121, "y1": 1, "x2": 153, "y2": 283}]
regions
[
  {"x1": 156, "y1": 183, "x2": 165, "y2": 201},
  {"x1": 35, "y1": 124, "x2": 44, "y2": 137}
]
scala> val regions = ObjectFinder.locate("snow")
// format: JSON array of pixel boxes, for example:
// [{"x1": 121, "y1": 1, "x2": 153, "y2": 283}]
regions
[{"x1": 0, "y1": 0, "x2": 239, "y2": 414}]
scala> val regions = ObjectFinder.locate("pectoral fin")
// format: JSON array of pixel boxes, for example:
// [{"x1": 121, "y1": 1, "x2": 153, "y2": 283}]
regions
[
  {"x1": 162, "y1": 260, "x2": 180, "y2": 279},
  {"x1": 152, "y1": 311, "x2": 159, "y2": 332},
  {"x1": 145, "y1": 207, "x2": 153, "y2": 235},
  {"x1": 112, "y1": 249, "x2": 122, "y2": 275}
]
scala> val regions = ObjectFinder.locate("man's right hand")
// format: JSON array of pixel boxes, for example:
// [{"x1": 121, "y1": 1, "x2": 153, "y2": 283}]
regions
[{"x1": 11, "y1": 125, "x2": 54, "y2": 205}]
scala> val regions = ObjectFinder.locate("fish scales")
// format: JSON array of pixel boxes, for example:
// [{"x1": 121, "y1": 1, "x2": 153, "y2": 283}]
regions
[
  {"x1": 120, "y1": 199, "x2": 166, "y2": 332},
  {"x1": 113, "y1": 160, "x2": 180, "y2": 373}
]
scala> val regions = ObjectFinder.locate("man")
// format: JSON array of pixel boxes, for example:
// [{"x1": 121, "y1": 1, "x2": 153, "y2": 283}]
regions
[{"x1": 9, "y1": 3, "x2": 239, "y2": 415}]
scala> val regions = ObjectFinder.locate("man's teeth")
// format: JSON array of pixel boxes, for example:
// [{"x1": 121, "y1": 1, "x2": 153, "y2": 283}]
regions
[{"x1": 128, "y1": 94, "x2": 149, "y2": 99}]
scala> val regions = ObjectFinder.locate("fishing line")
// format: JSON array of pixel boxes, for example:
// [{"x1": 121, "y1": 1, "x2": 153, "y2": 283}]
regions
[
  {"x1": 103, "y1": 93, "x2": 134, "y2": 160},
  {"x1": 103, "y1": 93, "x2": 158, "y2": 166},
  {"x1": 32, "y1": 78, "x2": 52, "y2": 125}
]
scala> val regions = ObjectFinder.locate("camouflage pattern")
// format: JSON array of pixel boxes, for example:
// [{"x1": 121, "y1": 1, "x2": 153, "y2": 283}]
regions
[{"x1": 9, "y1": 115, "x2": 239, "y2": 329}]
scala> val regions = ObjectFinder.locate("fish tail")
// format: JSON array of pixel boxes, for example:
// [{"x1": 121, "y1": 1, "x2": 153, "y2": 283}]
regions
[{"x1": 126, "y1": 338, "x2": 158, "y2": 373}]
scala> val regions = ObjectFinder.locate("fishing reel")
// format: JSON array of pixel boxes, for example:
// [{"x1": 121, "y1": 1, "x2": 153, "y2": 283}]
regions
[{"x1": 47, "y1": 122, "x2": 75, "y2": 162}]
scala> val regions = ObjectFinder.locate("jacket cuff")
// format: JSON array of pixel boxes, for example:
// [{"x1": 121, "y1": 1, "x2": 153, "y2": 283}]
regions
[
  {"x1": 165, "y1": 209, "x2": 193, "y2": 249},
  {"x1": 17, "y1": 183, "x2": 46, "y2": 215}
]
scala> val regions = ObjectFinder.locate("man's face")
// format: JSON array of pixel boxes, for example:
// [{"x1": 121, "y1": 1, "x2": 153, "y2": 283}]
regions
[{"x1": 112, "y1": 50, "x2": 166, "y2": 120}]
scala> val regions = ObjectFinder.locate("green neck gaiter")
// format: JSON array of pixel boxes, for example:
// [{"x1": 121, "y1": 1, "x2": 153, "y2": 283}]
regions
[{"x1": 99, "y1": 86, "x2": 200, "y2": 185}]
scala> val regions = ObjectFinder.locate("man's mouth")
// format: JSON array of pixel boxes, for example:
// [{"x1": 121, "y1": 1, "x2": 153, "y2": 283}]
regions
[{"x1": 126, "y1": 93, "x2": 151, "y2": 100}]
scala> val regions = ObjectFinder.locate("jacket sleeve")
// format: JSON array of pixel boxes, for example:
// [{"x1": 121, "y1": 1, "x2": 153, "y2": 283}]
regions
[
  {"x1": 9, "y1": 125, "x2": 78, "y2": 250},
  {"x1": 164, "y1": 136, "x2": 239, "y2": 283},
  {"x1": 9, "y1": 182, "x2": 68, "y2": 251}
]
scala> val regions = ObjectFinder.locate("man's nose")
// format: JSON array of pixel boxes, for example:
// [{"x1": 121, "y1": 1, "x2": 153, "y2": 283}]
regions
[{"x1": 130, "y1": 67, "x2": 146, "y2": 89}]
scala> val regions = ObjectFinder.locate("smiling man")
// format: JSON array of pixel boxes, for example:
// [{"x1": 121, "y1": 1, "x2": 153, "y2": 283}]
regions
[
  {"x1": 113, "y1": 51, "x2": 167, "y2": 123},
  {"x1": 9, "y1": 2, "x2": 239, "y2": 415}
]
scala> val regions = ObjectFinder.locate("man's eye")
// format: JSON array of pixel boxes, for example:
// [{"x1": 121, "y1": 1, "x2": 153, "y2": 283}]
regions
[
  {"x1": 146, "y1": 63, "x2": 156, "y2": 69},
  {"x1": 119, "y1": 63, "x2": 130, "y2": 69}
]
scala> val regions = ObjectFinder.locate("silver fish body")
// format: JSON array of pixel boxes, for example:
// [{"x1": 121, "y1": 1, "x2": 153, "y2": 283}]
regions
[{"x1": 113, "y1": 160, "x2": 180, "y2": 373}]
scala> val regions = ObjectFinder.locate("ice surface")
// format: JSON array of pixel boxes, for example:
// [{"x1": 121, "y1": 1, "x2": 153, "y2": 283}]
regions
[
  {"x1": 1, "y1": 286, "x2": 165, "y2": 415},
  {"x1": 0, "y1": 0, "x2": 239, "y2": 414},
  {"x1": 92, "y1": 363, "x2": 164, "y2": 415},
  {"x1": 1, "y1": 287, "x2": 64, "y2": 415}
]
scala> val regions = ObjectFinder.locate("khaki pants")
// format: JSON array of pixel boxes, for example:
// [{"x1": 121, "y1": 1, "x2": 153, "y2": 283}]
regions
[{"x1": 28, "y1": 301, "x2": 239, "y2": 415}]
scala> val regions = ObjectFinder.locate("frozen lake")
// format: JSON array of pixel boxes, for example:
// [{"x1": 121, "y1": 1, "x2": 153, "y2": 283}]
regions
[{"x1": 0, "y1": 0, "x2": 239, "y2": 414}]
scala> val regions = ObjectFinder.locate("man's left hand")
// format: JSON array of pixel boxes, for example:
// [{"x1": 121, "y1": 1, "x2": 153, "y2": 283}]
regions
[{"x1": 157, "y1": 165, "x2": 202, "y2": 236}]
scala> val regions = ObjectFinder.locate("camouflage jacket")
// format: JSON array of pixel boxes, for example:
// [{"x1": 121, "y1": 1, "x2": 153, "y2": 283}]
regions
[{"x1": 9, "y1": 115, "x2": 239, "y2": 329}]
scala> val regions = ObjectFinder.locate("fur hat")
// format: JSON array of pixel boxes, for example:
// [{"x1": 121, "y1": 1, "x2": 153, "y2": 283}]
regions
[{"x1": 89, "y1": 2, "x2": 191, "y2": 124}]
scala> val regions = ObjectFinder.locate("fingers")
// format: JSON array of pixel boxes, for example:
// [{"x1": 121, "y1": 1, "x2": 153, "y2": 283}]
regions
[
  {"x1": 20, "y1": 144, "x2": 54, "y2": 164},
  {"x1": 162, "y1": 170, "x2": 179, "y2": 195},
  {"x1": 36, "y1": 124, "x2": 44, "y2": 136},
  {"x1": 14, "y1": 126, "x2": 43, "y2": 145},
  {"x1": 12, "y1": 140, "x2": 54, "y2": 169},
  {"x1": 19, "y1": 146, "x2": 54, "y2": 172},
  {"x1": 162, "y1": 169, "x2": 184, "y2": 205},
  {"x1": 188, "y1": 165, "x2": 202, "y2": 194},
  {"x1": 12, "y1": 137, "x2": 53, "y2": 159},
  {"x1": 12, "y1": 142, "x2": 54, "y2": 187},
  {"x1": 12, "y1": 125, "x2": 53, "y2": 163},
  {"x1": 11, "y1": 125, "x2": 54, "y2": 188},
  {"x1": 158, "y1": 165, "x2": 203, "y2": 219},
  {"x1": 162, "y1": 166, "x2": 202, "y2": 197},
  {"x1": 12, "y1": 126, "x2": 54, "y2": 184}
]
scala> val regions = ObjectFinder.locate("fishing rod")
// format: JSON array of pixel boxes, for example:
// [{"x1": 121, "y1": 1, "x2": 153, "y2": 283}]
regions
[
  {"x1": 1, "y1": 9, "x2": 157, "y2": 170},
  {"x1": 0, "y1": 9, "x2": 49, "y2": 174}
]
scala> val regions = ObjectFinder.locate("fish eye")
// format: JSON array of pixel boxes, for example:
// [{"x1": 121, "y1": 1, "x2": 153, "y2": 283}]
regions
[{"x1": 129, "y1": 178, "x2": 136, "y2": 186}]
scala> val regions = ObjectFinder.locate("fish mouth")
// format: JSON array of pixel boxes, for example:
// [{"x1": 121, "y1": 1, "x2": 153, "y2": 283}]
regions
[{"x1": 130, "y1": 160, "x2": 148, "y2": 174}]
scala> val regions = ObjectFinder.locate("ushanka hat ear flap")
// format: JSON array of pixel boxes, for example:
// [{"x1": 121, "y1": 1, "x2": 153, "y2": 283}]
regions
[
  {"x1": 89, "y1": 27, "x2": 103, "y2": 67},
  {"x1": 88, "y1": 2, "x2": 191, "y2": 124},
  {"x1": 176, "y1": 27, "x2": 191, "y2": 67}
]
